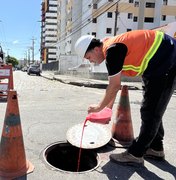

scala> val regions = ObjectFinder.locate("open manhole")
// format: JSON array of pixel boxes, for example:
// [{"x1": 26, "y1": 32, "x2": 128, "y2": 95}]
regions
[{"x1": 42, "y1": 142, "x2": 101, "y2": 173}]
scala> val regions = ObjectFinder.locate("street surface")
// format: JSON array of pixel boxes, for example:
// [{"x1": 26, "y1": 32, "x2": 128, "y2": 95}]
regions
[{"x1": 0, "y1": 71, "x2": 176, "y2": 180}]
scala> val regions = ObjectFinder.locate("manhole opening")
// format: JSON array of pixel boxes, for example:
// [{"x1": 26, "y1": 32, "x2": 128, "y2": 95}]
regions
[{"x1": 43, "y1": 142, "x2": 100, "y2": 173}]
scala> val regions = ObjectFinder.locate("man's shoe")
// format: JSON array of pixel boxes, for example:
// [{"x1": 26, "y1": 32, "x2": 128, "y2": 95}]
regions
[
  {"x1": 144, "y1": 148, "x2": 165, "y2": 160},
  {"x1": 110, "y1": 151, "x2": 144, "y2": 166}
]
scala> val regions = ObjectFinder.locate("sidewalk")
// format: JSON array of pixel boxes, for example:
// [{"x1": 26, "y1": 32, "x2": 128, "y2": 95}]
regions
[{"x1": 41, "y1": 71, "x2": 142, "y2": 90}]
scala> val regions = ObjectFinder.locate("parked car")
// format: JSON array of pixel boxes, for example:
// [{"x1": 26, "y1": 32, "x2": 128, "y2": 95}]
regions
[
  {"x1": 21, "y1": 66, "x2": 28, "y2": 72},
  {"x1": 27, "y1": 64, "x2": 41, "y2": 76}
]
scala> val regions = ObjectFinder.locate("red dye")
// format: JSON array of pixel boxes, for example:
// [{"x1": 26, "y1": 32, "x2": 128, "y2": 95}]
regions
[
  {"x1": 77, "y1": 107, "x2": 112, "y2": 171},
  {"x1": 77, "y1": 118, "x2": 88, "y2": 172}
]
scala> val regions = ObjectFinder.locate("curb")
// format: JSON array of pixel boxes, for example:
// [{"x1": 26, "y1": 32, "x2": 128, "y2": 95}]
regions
[
  {"x1": 53, "y1": 76, "x2": 108, "y2": 89},
  {"x1": 41, "y1": 73, "x2": 142, "y2": 90}
]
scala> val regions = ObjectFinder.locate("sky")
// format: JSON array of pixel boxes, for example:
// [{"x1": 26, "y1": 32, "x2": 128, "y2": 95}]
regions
[{"x1": 0, "y1": 0, "x2": 41, "y2": 61}]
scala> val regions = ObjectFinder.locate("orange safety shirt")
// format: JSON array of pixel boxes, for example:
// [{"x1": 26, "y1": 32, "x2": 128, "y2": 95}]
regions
[{"x1": 102, "y1": 30, "x2": 164, "y2": 76}]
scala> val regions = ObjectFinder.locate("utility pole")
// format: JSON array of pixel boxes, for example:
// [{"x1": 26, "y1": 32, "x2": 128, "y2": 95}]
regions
[
  {"x1": 6, "y1": 49, "x2": 10, "y2": 64},
  {"x1": 6, "y1": 49, "x2": 10, "y2": 56},
  {"x1": 114, "y1": 0, "x2": 120, "y2": 36},
  {"x1": 28, "y1": 48, "x2": 31, "y2": 65},
  {"x1": 138, "y1": 0, "x2": 145, "y2": 29},
  {"x1": 31, "y1": 37, "x2": 36, "y2": 63},
  {"x1": 24, "y1": 51, "x2": 27, "y2": 66}
]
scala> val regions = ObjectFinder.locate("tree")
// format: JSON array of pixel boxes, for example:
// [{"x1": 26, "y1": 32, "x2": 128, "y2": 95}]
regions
[{"x1": 5, "y1": 55, "x2": 19, "y2": 67}]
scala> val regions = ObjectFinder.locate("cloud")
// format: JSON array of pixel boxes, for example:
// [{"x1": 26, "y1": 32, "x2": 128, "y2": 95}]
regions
[{"x1": 12, "y1": 40, "x2": 19, "y2": 44}]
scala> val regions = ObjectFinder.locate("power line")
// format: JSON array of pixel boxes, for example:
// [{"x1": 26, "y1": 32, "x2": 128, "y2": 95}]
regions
[
  {"x1": 57, "y1": 1, "x2": 118, "y2": 44},
  {"x1": 31, "y1": 37, "x2": 36, "y2": 63},
  {"x1": 44, "y1": 0, "x2": 115, "y2": 47},
  {"x1": 42, "y1": 0, "x2": 129, "y2": 48}
]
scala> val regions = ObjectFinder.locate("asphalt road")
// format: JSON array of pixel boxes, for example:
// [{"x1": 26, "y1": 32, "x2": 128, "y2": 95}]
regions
[{"x1": 0, "y1": 71, "x2": 176, "y2": 180}]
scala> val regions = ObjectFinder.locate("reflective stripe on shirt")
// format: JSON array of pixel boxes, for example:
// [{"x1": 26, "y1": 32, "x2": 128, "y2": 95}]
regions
[{"x1": 122, "y1": 31, "x2": 164, "y2": 76}]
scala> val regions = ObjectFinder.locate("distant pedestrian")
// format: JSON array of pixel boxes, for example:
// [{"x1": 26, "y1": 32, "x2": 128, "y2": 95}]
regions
[
  {"x1": 75, "y1": 29, "x2": 176, "y2": 166},
  {"x1": 0, "y1": 57, "x2": 3, "y2": 65},
  {"x1": 0, "y1": 45, "x2": 4, "y2": 65}
]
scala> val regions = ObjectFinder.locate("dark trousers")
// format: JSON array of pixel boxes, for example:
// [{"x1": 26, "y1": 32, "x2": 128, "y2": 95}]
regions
[{"x1": 128, "y1": 65, "x2": 176, "y2": 157}]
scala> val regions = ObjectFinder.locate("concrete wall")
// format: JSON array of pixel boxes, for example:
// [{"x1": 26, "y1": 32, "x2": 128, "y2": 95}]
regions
[{"x1": 59, "y1": 55, "x2": 80, "y2": 74}]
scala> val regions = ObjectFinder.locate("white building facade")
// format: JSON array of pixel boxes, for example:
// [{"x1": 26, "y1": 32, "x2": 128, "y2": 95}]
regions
[
  {"x1": 42, "y1": 0, "x2": 176, "y2": 74},
  {"x1": 41, "y1": 0, "x2": 58, "y2": 64}
]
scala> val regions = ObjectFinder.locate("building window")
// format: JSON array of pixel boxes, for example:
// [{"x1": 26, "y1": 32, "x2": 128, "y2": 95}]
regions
[
  {"x1": 127, "y1": 29, "x2": 132, "y2": 32},
  {"x1": 146, "y1": 2, "x2": 155, "y2": 8},
  {"x1": 128, "y1": 13, "x2": 133, "y2": 19},
  {"x1": 108, "y1": 0, "x2": 113, "y2": 2},
  {"x1": 106, "y1": 28, "x2": 112, "y2": 34},
  {"x1": 92, "y1": 18, "x2": 97, "y2": 23},
  {"x1": 133, "y1": 16, "x2": 138, "y2": 22},
  {"x1": 93, "y1": 4, "x2": 97, "y2": 9},
  {"x1": 92, "y1": 32, "x2": 96, "y2": 37},
  {"x1": 163, "y1": 0, "x2": 168, "y2": 5},
  {"x1": 134, "y1": 1, "x2": 139, "y2": 7},
  {"x1": 129, "y1": 0, "x2": 134, "y2": 3},
  {"x1": 49, "y1": 10, "x2": 57, "y2": 13},
  {"x1": 161, "y1": 15, "x2": 166, "y2": 21},
  {"x1": 107, "y1": 12, "x2": 113, "y2": 18},
  {"x1": 144, "y1": 17, "x2": 154, "y2": 23}
]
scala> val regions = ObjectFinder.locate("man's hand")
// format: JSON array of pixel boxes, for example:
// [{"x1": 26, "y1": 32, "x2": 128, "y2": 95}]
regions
[
  {"x1": 88, "y1": 104, "x2": 101, "y2": 114},
  {"x1": 86, "y1": 107, "x2": 112, "y2": 124}
]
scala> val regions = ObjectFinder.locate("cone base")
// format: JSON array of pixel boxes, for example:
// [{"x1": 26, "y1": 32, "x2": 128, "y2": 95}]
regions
[
  {"x1": 0, "y1": 160, "x2": 34, "y2": 179},
  {"x1": 111, "y1": 122, "x2": 134, "y2": 145}
]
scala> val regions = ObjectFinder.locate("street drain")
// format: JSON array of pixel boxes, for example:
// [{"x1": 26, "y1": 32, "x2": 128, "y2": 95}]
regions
[{"x1": 42, "y1": 142, "x2": 101, "y2": 173}]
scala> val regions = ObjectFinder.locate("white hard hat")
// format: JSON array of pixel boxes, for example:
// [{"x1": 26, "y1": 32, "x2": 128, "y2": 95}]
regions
[{"x1": 75, "y1": 35, "x2": 94, "y2": 59}]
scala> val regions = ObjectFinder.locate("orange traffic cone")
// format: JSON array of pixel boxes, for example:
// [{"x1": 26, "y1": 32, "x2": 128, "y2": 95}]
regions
[
  {"x1": 111, "y1": 85, "x2": 134, "y2": 146},
  {"x1": 0, "y1": 90, "x2": 34, "y2": 179}
]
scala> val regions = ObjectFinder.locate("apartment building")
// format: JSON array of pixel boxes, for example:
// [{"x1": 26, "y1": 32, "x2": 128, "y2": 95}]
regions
[
  {"x1": 41, "y1": 0, "x2": 176, "y2": 74},
  {"x1": 41, "y1": 0, "x2": 58, "y2": 64},
  {"x1": 56, "y1": 0, "x2": 83, "y2": 73},
  {"x1": 83, "y1": 0, "x2": 176, "y2": 73}
]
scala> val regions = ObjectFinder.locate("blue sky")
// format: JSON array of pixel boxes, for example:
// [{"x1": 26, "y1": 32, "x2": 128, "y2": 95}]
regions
[{"x1": 0, "y1": 0, "x2": 41, "y2": 61}]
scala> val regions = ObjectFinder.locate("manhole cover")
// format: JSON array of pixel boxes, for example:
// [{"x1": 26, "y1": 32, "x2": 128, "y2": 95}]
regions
[
  {"x1": 66, "y1": 122, "x2": 112, "y2": 149},
  {"x1": 42, "y1": 142, "x2": 101, "y2": 173}
]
